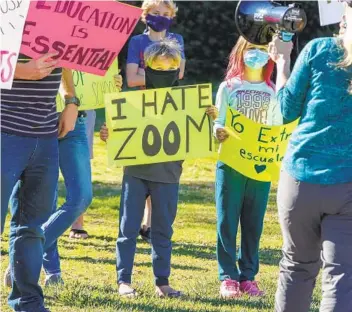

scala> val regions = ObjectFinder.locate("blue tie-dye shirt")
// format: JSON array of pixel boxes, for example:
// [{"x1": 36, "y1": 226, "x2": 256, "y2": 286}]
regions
[{"x1": 279, "y1": 37, "x2": 352, "y2": 184}]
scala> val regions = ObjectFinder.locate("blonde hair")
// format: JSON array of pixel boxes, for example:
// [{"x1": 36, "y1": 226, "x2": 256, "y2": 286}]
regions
[
  {"x1": 340, "y1": 3, "x2": 352, "y2": 93},
  {"x1": 141, "y1": 0, "x2": 178, "y2": 22},
  {"x1": 144, "y1": 38, "x2": 181, "y2": 68}
]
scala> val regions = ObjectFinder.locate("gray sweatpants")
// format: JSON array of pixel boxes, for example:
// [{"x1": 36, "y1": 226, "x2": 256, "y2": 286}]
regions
[{"x1": 275, "y1": 169, "x2": 352, "y2": 312}]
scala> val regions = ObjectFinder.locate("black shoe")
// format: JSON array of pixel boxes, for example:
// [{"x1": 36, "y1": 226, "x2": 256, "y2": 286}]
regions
[{"x1": 139, "y1": 227, "x2": 151, "y2": 244}]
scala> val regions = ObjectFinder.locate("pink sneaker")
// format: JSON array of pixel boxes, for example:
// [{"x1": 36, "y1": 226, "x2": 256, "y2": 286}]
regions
[
  {"x1": 220, "y1": 279, "x2": 242, "y2": 299},
  {"x1": 240, "y1": 281, "x2": 265, "y2": 297}
]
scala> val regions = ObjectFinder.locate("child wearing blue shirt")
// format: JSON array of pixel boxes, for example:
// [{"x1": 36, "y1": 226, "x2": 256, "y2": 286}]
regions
[
  {"x1": 126, "y1": 0, "x2": 186, "y2": 242},
  {"x1": 101, "y1": 39, "x2": 184, "y2": 299}
]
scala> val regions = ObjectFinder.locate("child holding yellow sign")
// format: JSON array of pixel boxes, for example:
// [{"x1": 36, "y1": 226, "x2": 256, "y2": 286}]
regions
[
  {"x1": 126, "y1": 0, "x2": 186, "y2": 243},
  {"x1": 101, "y1": 39, "x2": 184, "y2": 298},
  {"x1": 213, "y1": 36, "x2": 283, "y2": 299}
]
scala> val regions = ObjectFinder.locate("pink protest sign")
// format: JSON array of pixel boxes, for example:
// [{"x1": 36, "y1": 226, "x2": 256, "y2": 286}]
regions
[{"x1": 20, "y1": 1, "x2": 141, "y2": 75}]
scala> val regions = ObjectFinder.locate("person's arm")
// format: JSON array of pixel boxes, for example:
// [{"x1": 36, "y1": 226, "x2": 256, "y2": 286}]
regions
[
  {"x1": 213, "y1": 82, "x2": 229, "y2": 142},
  {"x1": 268, "y1": 36, "x2": 293, "y2": 91},
  {"x1": 269, "y1": 36, "x2": 312, "y2": 122},
  {"x1": 126, "y1": 63, "x2": 145, "y2": 87},
  {"x1": 58, "y1": 68, "x2": 78, "y2": 138},
  {"x1": 177, "y1": 35, "x2": 186, "y2": 79},
  {"x1": 126, "y1": 36, "x2": 145, "y2": 87},
  {"x1": 179, "y1": 59, "x2": 186, "y2": 80}
]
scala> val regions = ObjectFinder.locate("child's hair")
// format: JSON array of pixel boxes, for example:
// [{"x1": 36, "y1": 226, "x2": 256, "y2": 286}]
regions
[
  {"x1": 144, "y1": 38, "x2": 182, "y2": 68},
  {"x1": 225, "y1": 36, "x2": 274, "y2": 87},
  {"x1": 141, "y1": 0, "x2": 178, "y2": 22}
]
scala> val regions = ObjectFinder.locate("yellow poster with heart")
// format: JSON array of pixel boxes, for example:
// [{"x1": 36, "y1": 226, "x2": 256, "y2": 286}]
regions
[{"x1": 219, "y1": 108, "x2": 299, "y2": 182}]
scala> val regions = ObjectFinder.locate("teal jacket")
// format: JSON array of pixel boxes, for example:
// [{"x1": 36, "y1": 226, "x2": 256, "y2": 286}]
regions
[{"x1": 279, "y1": 37, "x2": 352, "y2": 184}]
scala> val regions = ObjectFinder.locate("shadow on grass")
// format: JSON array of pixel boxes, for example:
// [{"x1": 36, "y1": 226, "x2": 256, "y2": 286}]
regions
[
  {"x1": 135, "y1": 261, "x2": 207, "y2": 272},
  {"x1": 58, "y1": 180, "x2": 276, "y2": 215},
  {"x1": 58, "y1": 181, "x2": 122, "y2": 202},
  {"x1": 259, "y1": 248, "x2": 282, "y2": 266},
  {"x1": 60, "y1": 255, "x2": 206, "y2": 272},
  {"x1": 47, "y1": 279, "x2": 313, "y2": 312},
  {"x1": 60, "y1": 255, "x2": 116, "y2": 266},
  {"x1": 173, "y1": 242, "x2": 216, "y2": 260},
  {"x1": 60, "y1": 244, "x2": 282, "y2": 269}
]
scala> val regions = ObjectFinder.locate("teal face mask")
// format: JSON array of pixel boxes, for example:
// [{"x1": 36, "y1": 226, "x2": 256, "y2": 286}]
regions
[{"x1": 244, "y1": 49, "x2": 269, "y2": 69}]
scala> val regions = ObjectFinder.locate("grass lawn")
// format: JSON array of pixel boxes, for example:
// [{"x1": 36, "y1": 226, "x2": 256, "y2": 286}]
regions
[{"x1": 1, "y1": 133, "x2": 322, "y2": 312}]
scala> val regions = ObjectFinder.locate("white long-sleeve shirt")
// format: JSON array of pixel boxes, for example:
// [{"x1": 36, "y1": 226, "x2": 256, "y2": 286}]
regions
[{"x1": 213, "y1": 78, "x2": 283, "y2": 135}]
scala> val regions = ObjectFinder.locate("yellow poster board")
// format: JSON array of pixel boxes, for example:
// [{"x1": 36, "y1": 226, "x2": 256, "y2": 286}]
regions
[
  {"x1": 105, "y1": 84, "x2": 215, "y2": 166},
  {"x1": 219, "y1": 108, "x2": 299, "y2": 182},
  {"x1": 56, "y1": 59, "x2": 119, "y2": 111}
]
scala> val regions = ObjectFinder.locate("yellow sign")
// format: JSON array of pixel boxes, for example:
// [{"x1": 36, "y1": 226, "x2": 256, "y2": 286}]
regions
[
  {"x1": 105, "y1": 84, "x2": 215, "y2": 166},
  {"x1": 56, "y1": 59, "x2": 119, "y2": 111},
  {"x1": 219, "y1": 108, "x2": 298, "y2": 181}
]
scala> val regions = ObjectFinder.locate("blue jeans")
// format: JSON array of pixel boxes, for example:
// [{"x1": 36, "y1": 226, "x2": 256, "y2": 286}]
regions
[
  {"x1": 42, "y1": 116, "x2": 92, "y2": 274},
  {"x1": 116, "y1": 174, "x2": 179, "y2": 286},
  {"x1": 1, "y1": 132, "x2": 59, "y2": 311}
]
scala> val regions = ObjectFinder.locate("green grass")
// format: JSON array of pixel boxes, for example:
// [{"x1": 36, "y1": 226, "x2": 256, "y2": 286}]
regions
[{"x1": 1, "y1": 134, "x2": 322, "y2": 311}]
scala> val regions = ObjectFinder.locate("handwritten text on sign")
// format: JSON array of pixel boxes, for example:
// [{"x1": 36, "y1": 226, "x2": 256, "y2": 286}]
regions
[
  {"x1": 0, "y1": 0, "x2": 30, "y2": 89},
  {"x1": 56, "y1": 59, "x2": 118, "y2": 111},
  {"x1": 219, "y1": 108, "x2": 298, "y2": 182},
  {"x1": 105, "y1": 84, "x2": 215, "y2": 166},
  {"x1": 20, "y1": 1, "x2": 141, "y2": 75}
]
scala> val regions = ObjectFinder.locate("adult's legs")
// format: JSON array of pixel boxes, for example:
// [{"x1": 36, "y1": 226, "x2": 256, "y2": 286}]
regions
[
  {"x1": 1, "y1": 133, "x2": 33, "y2": 234},
  {"x1": 42, "y1": 117, "x2": 92, "y2": 276},
  {"x1": 8, "y1": 137, "x2": 58, "y2": 311},
  {"x1": 320, "y1": 182, "x2": 352, "y2": 312},
  {"x1": 275, "y1": 169, "x2": 322, "y2": 312}
]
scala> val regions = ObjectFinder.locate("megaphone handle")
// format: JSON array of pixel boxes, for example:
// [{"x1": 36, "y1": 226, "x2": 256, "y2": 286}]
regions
[{"x1": 280, "y1": 31, "x2": 294, "y2": 42}]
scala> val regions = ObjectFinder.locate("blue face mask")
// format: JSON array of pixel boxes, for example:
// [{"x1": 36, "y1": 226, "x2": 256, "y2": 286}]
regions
[
  {"x1": 243, "y1": 49, "x2": 269, "y2": 69},
  {"x1": 146, "y1": 14, "x2": 173, "y2": 32}
]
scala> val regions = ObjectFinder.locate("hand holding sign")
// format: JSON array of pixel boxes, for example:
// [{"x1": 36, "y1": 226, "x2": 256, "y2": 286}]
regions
[
  {"x1": 15, "y1": 52, "x2": 58, "y2": 80},
  {"x1": 114, "y1": 71, "x2": 123, "y2": 91},
  {"x1": 100, "y1": 122, "x2": 109, "y2": 142},
  {"x1": 20, "y1": 1, "x2": 142, "y2": 75},
  {"x1": 216, "y1": 128, "x2": 229, "y2": 143}
]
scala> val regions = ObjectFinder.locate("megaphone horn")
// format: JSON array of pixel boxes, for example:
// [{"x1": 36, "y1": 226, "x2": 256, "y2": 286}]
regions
[{"x1": 235, "y1": 0, "x2": 307, "y2": 45}]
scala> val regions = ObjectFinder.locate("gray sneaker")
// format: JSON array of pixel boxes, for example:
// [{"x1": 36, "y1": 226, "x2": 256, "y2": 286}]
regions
[
  {"x1": 3, "y1": 265, "x2": 11, "y2": 287},
  {"x1": 45, "y1": 274, "x2": 64, "y2": 287}
]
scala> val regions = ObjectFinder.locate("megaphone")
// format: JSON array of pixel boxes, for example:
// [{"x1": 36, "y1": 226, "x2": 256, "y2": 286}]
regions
[{"x1": 235, "y1": 0, "x2": 307, "y2": 45}]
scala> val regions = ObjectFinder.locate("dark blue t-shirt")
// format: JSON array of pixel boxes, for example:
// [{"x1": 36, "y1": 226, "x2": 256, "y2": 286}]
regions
[{"x1": 127, "y1": 32, "x2": 185, "y2": 69}]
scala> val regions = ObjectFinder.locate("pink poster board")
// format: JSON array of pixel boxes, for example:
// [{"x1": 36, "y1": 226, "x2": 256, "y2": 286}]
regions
[{"x1": 20, "y1": 1, "x2": 141, "y2": 75}]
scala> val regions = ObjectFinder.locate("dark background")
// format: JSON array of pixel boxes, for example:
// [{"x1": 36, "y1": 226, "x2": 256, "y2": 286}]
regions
[
  {"x1": 118, "y1": 1, "x2": 340, "y2": 86},
  {"x1": 96, "y1": 1, "x2": 340, "y2": 126}
]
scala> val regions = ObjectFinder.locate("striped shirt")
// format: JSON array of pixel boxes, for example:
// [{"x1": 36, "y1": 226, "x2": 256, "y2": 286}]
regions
[{"x1": 1, "y1": 54, "x2": 62, "y2": 137}]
